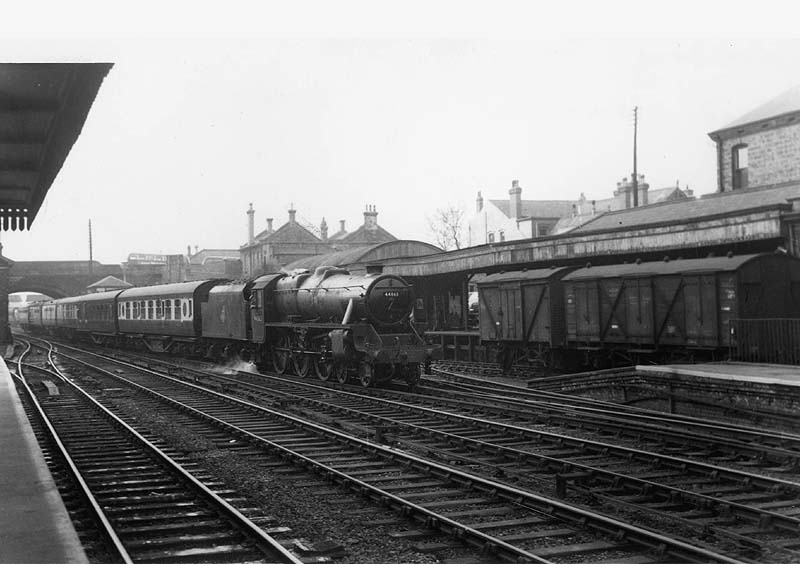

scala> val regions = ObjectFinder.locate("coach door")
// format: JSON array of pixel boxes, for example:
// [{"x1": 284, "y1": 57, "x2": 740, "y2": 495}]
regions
[{"x1": 684, "y1": 274, "x2": 718, "y2": 347}]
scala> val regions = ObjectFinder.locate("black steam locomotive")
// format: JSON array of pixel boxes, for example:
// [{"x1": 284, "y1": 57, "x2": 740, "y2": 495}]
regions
[{"x1": 20, "y1": 266, "x2": 436, "y2": 388}]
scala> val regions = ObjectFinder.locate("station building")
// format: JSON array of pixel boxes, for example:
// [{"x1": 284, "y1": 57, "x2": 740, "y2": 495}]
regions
[{"x1": 240, "y1": 204, "x2": 398, "y2": 277}]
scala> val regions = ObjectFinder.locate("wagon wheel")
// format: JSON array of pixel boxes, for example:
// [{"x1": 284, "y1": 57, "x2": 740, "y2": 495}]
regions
[
  {"x1": 314, "y1": 357, "x2": 334, "y2": 381},
  {"x1": 272, "y1": 335, "x2": 291, "y2": 374},
  {"x1": 334, "y1": 362, "x2": 349, "y2": 384},
  {"x1": 292, "y1": 354, "x2": 311, "y2": 378},
  {"x1": 358, "y1": 363, "x2": 375, "y2": 388}
]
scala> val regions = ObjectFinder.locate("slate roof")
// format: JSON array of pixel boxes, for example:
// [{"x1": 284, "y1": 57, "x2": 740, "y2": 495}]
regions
[
  {"x1": 570, "y1": 184, "x2": 798, "y2": 234},
  {"x1": 87, "y1": 275, "x2": 131, "y2": 289},
  {"x1": 713, "y1": 85, "x2": 800, "y2": 133},
  {"x1": 336, "y1": 224, "x2": 397, "y2": 245},
  {"x1": 490, "y1": 199, "x2": 575, "y2": 219},
  {"x1": 284, "y1": 240, "x2": 441, "y2": 272}
]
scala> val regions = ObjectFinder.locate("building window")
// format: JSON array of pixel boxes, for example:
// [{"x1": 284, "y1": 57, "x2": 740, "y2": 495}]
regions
[
  {"x1": 488, "y1": 232, "x2": 495, "y2": 243},
  {"x1": 499, "y1": 230, "x2": 505, "y2": 242},
  {"x1": 538, "y1": 225, "x2": 550, "y2": 237},
  {"x1": 732, "y1": 144, "x2": 748, "y2": 190}
]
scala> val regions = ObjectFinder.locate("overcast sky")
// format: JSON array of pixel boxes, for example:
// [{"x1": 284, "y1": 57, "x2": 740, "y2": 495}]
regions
[{"x1": 3, "y1": 31, "x2": 799, "y2": 263}]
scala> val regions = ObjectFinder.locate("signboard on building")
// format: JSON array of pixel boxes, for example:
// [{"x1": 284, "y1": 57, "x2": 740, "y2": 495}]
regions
[{"x1": 127, "y1": 253, "x2": 167, "y2": 264}]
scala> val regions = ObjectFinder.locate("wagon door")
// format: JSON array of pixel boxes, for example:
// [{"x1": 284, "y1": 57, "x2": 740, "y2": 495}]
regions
[
  {"x1": 567, "y1": 280, "x2": 600, "y2": 344},
  {"x1": 684, "y1": 274, "x2": 718, "y2": 347},
  {"x1": 600, "y1": 278, "x2": 626, "y2": 344},
  {"x1": 521, "y1": 281, "x2": 550, "y2": 345},
  {"x1": 624, "y1": 277, "x2": 653, "y2": 345},
  {"x1": 500, "y1": 282, "x2": 525, "y2": 341},
  {"x1": 654, "y1": 275, "x2": 684, "y2": 346}
]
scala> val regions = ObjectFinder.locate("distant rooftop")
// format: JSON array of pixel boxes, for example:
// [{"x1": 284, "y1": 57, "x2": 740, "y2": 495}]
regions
[{"x1": 711, "y1": 85, "x2": 800, "y2": 134}]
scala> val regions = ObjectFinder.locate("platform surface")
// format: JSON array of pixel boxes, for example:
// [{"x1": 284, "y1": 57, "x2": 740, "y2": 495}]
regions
[
  {"x1": 636, "y1": 362, "x2": 800, "y2": 387},
  {"x1": 0, "y1": 355, "x2": 88, "y2": 564}
]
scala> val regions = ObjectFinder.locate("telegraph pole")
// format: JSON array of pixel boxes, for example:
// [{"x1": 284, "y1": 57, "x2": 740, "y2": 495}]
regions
[
  {"x1": 632, "y1": 106, "x2": 639, "y2": 208},
  {"x1": 88, "y1": 219, "x2": 94, "y2": 276}
]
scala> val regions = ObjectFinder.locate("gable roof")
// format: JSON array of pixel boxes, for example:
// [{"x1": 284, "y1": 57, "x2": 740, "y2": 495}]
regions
[
  {"x1": 490, "y1": 199, "x2": 574, "y2": 219},
  {"x1": 711, "y1": 85, "x2": 800, "y2": 134},
  {"x1": 253, "y1": 220, "x2": 321, "y2": 245},
  {"x1": 571, "y1": 184, "x2": 798, "y2": 234},
  {"x1": 336, "y1": 224, "x2": 397, "y2": 245},
  {"x1": 87, "y1": 275, "x2": 132, "y2": 289}
]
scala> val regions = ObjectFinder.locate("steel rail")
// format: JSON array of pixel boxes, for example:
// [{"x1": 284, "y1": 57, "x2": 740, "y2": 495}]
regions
[
  {"x1": 52, "y1": 345, "x2": 750, "y2": 564},
  {"x1": 37, "y1": 340, "x2": 303, "y2": 564},
  {"x1": 12, "y1": 340, "x2": 135, "y2": 564}
]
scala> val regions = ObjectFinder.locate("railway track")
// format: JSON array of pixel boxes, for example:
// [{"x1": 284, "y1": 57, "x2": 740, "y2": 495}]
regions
[
  {"x1": 36, "y1": 339, "x2": 751, "y2": 564},
  {"x1": 68, "y1": 347, "x2": 800, "y2": 561},
  {"x1": 424, "y1": 369, "x2": 800, "y2": 468},
  {"x1": 10, "y1": 340, "x2": 302, "y2": 564},
  {"x1": 432, "y1": 360, "x2": 800, "y2": 432}
]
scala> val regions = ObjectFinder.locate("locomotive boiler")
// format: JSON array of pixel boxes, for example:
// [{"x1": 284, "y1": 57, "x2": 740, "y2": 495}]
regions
[{"x1": 252, "y1": 267, "x2": 435, "y2": 387}]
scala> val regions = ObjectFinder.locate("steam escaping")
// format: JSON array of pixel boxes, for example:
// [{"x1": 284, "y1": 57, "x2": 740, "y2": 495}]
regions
[{"x1": 211, "y1": 357, "x2": 260, "y2": 375}]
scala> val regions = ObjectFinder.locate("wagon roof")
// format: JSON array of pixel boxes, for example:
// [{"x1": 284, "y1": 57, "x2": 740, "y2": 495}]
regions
[
  {"x1": 478, "y1": 267, "x2": 575, "y2": 285},
  {"x1": 118, "y1": 280, "x2": 221, "y2": 299},
  {"x1": 563, "y1": 253, "x2": 768, "y2": 280}
]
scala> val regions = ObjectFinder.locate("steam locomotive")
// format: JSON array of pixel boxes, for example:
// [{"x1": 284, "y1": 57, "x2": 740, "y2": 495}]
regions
[{"x1": 20, "y1": 266, "x2": 436, "y2": 388}]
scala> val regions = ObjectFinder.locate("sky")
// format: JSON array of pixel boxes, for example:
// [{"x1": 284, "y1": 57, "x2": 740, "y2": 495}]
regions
[{"x1": 3, "y1": 7, "x2": 800, "y2": 264}]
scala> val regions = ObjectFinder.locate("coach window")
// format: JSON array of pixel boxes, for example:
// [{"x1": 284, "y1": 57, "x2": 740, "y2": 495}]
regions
[
  {"x1": 156, "y1": 300, "x2": 163, "y2": 319},
  {"x1": 188, "y1": 299, "x2": 193, "y2": 318},
  {"x1": 174, "y1": 299, "x2": 181, "y2": 320},
  {"x1": 165, "y1": 299, "x2": 172, "y2": 320},
  {"x1": 732, "y1": 143, "x2": 748, "y2": 190},
  {"x1": 182, "y1": 301, "x2": 188, "y2": 318},
  {"x1": 147, "y1": 300, "x2": 154, "y2": 319}
]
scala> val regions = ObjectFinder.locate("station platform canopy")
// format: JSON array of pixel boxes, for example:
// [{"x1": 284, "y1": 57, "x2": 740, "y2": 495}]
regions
[
  {"x1": 283, "y1": 240, "x2": 442, "y2": 273},
  {"x1": 0, "y1": 63, "x2": 113, "y2": 231}
]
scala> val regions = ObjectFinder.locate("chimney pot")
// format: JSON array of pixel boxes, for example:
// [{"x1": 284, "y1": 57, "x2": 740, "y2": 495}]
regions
[
  {"x1": 247, "y1": 204, "x2": 255, "y2": 245},
  {"x1": 339, "y1": 219, "x2": 346, "y2": 232}
]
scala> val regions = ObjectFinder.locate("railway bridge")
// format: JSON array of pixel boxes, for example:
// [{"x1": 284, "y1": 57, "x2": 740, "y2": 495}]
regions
[{"x1": 8, "y1": 260, "x2": 124, "y2": 298}]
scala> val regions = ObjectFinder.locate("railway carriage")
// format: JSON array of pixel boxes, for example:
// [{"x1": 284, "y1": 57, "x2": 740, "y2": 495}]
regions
[
  {"x1": 116, "y1": 280, "x2": 222, "y2": 353},
  {"x1": 77, "y1": 290, "x2": 123, "y2": 340}
]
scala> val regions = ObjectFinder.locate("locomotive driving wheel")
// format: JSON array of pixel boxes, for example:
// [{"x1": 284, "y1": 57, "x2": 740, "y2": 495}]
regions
[
  {"x1": 334, "y1": 362, "x2": 349, "y2": 384},
  {"x1": 292, "y1": 354, "x2": 311, "y2": 378},
  {"x1": 273, "y1": 335, "x2": 291, "y2": 374},
  {"x1": 314, "y1": 357, "x2": 334, "y2": 381}
]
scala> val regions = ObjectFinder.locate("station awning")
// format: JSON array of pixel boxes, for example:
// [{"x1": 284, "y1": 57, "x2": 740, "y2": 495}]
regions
[{"x1": 0, "y1": 63, "x2": 112, "y2": 230}]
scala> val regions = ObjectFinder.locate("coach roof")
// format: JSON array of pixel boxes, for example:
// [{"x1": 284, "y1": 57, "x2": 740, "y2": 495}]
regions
[{"x1": 118, "y1": 280, "x2": 221, "y2": 299}]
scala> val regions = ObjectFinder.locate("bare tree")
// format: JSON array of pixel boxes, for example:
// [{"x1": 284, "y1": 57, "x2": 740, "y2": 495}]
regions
[{"x1": 427, "y1": 205, "x2": 465, "y2": 251}]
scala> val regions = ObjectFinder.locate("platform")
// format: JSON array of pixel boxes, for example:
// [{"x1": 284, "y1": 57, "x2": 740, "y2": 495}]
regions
[
  {"x1": 0, "y1": 355, "x2": 88, "y2": 564},
  {"x1": 636, "y1": 362, "x2": 800, "y2": 387}
]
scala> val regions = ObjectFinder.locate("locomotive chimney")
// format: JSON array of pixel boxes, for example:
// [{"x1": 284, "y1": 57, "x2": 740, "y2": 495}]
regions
[
  {"x1": 288, "y1": 204, "x2": 296, "y2": 224},
  {"x1": 509, "y1": 180, "x2": 522, "y2": 219},
  {"x1": 247, "y1": 203, "x2": 255, "y2": 245},
  {"x1": 320, "y1": 217, "x2": 328, "y2": 242},
  {"x1": 364, "y1": 204, "x2": 378, "y2": 230},
  {"x1": 476, "y1": 190, "x2": 484, "y2": 212},
  {"x1": 266, "y1": 217, "x2": 273, "y2": 232}
]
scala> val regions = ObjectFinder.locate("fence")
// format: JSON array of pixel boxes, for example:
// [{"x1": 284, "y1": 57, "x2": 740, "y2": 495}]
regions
[{"x1": 730, "y1": 319, "x2": 800, "y2": 365}]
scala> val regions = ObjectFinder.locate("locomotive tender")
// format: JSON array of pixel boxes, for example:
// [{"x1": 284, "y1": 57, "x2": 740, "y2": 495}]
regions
[
  {"x1": 20, "y1": 266, "x2": 435, "y2": 388},
  {"x1": 477, "y1": 252, "x2": 800, "y2": 369}
]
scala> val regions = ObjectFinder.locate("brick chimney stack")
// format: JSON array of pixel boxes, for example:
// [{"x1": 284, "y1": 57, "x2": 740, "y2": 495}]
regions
[
  {"x1": 509, "y1": 180, "x2": 522, "y2": 219},
  {"x1": 320, "y1": 217, "x2": 328, "y2": 242},
  {"x1": 339, "y1": 219, "x2": 346, "y2": 233},
  {"x1": 476, "y1": 190, "x2": 484, "y2": 212},
  {"x1": 247, "y1": 203, "x2": 255, "y2": 245},
  {"x1": 363, "y1": 204, "x2": 378, "y2": 229},
  {"x1": 288, "y1": 204, "x2": 296, "y2": 224},
  {"x1": 266, "y1": 218, "x2": 273, "y2": 232}
]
